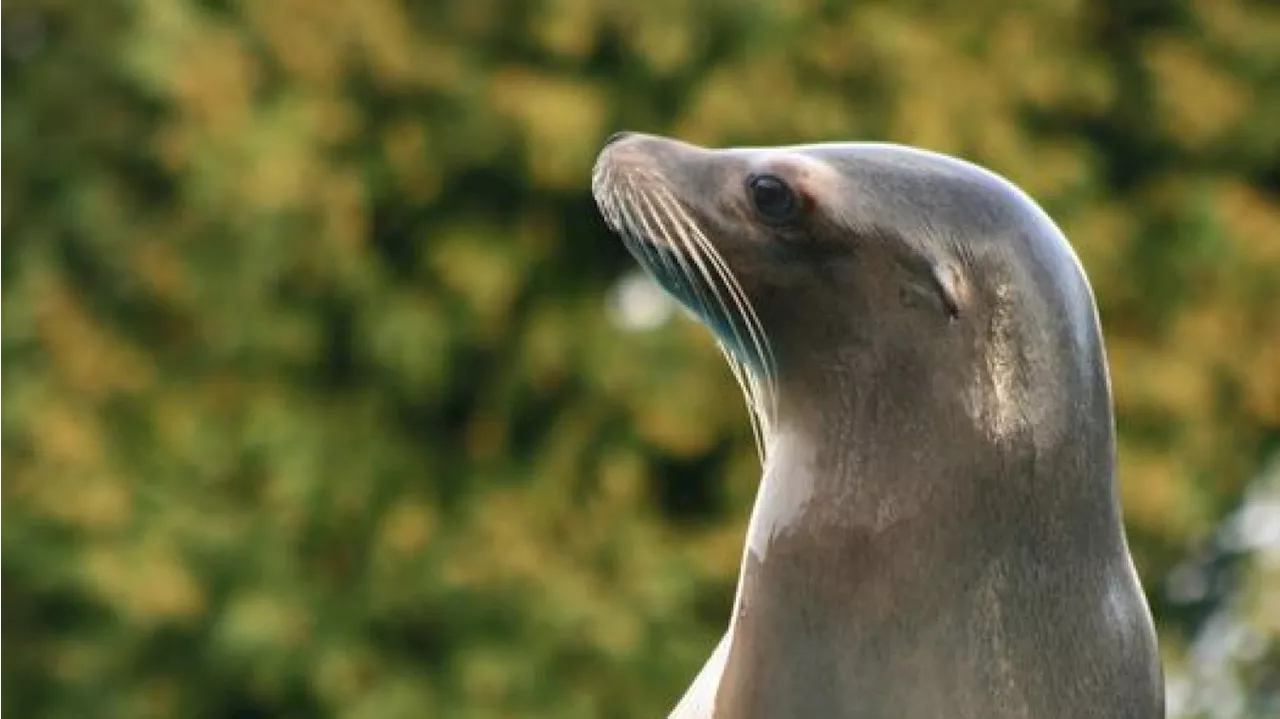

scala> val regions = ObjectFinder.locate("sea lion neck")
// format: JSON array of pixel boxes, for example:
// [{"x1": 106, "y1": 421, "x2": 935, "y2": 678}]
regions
[
  {"x1": 750, "y1": 360, "x2": 994, "y2": 566},
  {"x1": 748, "y1": 290, "x2": 1124, "y2": 574}
]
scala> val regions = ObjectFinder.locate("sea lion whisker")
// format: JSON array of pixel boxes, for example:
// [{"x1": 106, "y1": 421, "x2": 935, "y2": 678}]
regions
[
  {"x1": 614, "y1": 181, "x2": 670, "y2": 291},
  {"x1": 685, "y1": 217, "x2": 777, "y2": 401},
  {"x1": 647, "y1": 186, "x2": 774, "y2": 454},
  {"x1": 655, "y1": 184, "x2": 776, "y2": 381},
  {"x1": 624, "y1": 179, "x2": 760, "y2": 476},
  {"x1": 622, "y1": 179, "x2": 719, "y2": 331},
  {"x1": 687, "y1": 223, "x2": 778, "y2": 390},
  {"x1": 640, "y1": 188, "x2": 768, "y2": 452},
  {"x1": 639, "y1": 186, "x2": 749, "y2": 354},
  {"x1": 697, "y1": 249, "x2": 776, "y2": 448},
  {"x1": 656, "y1": 186, "x2": 779, "y2": 440},
  {"x1": 644, "y1": 185, "x2": 769, "y2": 463},
  {"x1": 623, "y1": 175, "x2": 722, "y2": 327},
  {"x1": 592, "y1": 165, "x2": 625, "y2": 234},
  {"x1": 615, "y1": 178, "x2": 667, "y2": 271},
  {"x1": 630, "y1": 187, "x2": 774, "y2": 465},
  {"x1": 720, "y1": 343, "x2": 767, "y2": 465}
]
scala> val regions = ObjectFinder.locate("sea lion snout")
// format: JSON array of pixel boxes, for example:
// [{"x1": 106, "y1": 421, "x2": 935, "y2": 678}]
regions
[{"x1": 603, "y1": 130, "x2": 636, "y2": 147}]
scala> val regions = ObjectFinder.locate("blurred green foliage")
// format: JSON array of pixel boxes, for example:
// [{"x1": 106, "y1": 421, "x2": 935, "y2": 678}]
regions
[{"x1": 3, "y1": 0, "x2": 1279, "y2": 717}]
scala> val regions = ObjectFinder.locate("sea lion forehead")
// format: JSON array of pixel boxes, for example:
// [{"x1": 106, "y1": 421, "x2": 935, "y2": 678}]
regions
[
  {"x1": 793, "y1": 141, "x2": 992, "y2": 179},
  {"x1": 712, "y1": 145, "x2": 850, "y2": 218},
  {"x1": 795, "y1": 142, "x2": 1066, "y2": 242},
  {"x1": 719, "y1": 145, "x2": 844, "y2": 181}
]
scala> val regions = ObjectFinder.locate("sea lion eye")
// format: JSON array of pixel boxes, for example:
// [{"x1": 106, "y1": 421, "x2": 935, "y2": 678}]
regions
[{"x1": 747, "y1": 174, "x2": 800, "y2": 224}]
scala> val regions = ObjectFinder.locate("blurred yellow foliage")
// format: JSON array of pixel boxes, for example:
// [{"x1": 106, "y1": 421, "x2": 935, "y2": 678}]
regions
[{"x1": 5, "y1": 0, "x2": 1277, "y2": 717}]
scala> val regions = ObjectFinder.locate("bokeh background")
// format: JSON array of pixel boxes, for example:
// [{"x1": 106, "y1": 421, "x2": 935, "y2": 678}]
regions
[{"x1": 3, "y1": 0, "x2": 1279, "y2": 717}]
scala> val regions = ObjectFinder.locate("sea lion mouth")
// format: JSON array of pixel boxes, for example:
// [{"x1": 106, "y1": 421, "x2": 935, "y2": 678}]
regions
[{"x1": 592, "y1": 141, "x2": 779, "y2": 462}]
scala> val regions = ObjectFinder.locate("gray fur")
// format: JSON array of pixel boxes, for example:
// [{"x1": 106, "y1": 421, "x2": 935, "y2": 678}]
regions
[{"x1": 592, "y1": 133, "x2": 1164, "y2": 718}]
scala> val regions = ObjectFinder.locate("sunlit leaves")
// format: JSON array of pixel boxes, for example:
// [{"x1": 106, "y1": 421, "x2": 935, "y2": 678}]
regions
[{"x1": 4, "y1": 0, "x2": 1278, "y2": 717}]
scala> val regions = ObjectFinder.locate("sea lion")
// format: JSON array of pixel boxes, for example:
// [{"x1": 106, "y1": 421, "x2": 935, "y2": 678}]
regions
[{"x1": 590, "y1": 132, "x2": 1164, "y2": 718}]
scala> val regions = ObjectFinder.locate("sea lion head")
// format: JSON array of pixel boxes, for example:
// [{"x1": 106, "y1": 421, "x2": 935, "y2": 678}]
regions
[{"x1": 591, "y1": 131, "x2": 1107, "y2": 457}]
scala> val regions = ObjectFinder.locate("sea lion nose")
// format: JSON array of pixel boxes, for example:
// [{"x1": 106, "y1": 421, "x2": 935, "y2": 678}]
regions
[{"x1": 604, "y1": 130, "x2": 635, "y2": 147}]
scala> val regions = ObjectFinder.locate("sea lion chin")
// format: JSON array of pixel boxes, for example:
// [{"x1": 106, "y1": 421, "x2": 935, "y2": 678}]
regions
[{"x1": 591, "y1": 132, "x2": 1164, "y2": 718}]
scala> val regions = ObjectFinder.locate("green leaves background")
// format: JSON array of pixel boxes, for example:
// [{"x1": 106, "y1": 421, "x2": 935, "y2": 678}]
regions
[{"x1": 3, "y1": 0, "x2": 1278, "y2": 717}]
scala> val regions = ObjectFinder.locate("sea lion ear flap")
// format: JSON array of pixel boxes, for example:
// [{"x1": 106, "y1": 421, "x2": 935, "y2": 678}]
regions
[{"x1": 932, "y1": 262, "x2": 969, "y2": 321}]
